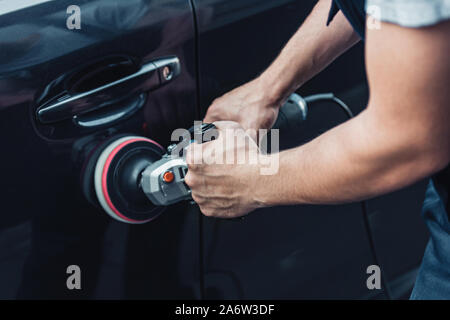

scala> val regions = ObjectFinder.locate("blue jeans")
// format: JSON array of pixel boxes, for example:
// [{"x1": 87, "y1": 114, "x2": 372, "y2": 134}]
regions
[{"x1": 411, "y1": 180, "x2": 450, "y2": 299}]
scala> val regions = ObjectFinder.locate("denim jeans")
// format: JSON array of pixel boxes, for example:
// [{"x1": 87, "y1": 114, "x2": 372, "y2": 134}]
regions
[{"x1": 411, "y1": 180, "x2": 450, "y2": 299}]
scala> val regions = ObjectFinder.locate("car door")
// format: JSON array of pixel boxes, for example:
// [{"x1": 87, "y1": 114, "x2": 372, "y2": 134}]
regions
[
  {"x1": 0, "y1": 0, "x2": 201, "y2": 299},
  {"x1": 193, "y1": 0, "x2": 429, "y2": 299}
]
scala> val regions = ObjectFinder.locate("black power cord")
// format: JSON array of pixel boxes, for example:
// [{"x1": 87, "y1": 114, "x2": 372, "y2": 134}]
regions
[
  {"x1": 305, "y1": 92, "x2": 393, "y2": 300},
  {"x1": 304, "y1": 93, "x2": 354, "y2": 118}
]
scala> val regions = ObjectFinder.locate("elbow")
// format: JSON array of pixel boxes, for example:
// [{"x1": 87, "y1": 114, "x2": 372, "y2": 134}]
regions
[
  {"x1": 388, "y1": 121, "x2": 450, "y2": 180},
  {"x1": 372, "y1": 132, "x2": 449, "y2": 192},
  {"x1": 373, "y1": 146, "x2": 449, "y2": 195},
  {"x1": 407, "y1": 137, "x2": 450, "y2": 180},
  {"x1": 422, "y1": 149, "x2": 450, "y2": 176}
]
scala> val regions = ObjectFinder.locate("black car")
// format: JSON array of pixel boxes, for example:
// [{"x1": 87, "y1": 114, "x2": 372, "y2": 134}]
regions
[{"x1": 0, "y1": 0, "x2": 429, "y2": 299}]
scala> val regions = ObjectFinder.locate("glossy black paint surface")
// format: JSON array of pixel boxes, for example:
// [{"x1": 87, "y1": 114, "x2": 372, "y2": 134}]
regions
[
  {"x1": 0, "y1": 0, "x2": 429, "y2": 299},
  {"x1": 0, "y1": 0, "x2": 200, "y2": 298}
]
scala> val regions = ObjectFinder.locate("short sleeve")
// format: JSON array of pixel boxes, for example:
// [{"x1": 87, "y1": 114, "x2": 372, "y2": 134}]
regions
[{"x1": 366, "y1": 0, "x2": 450, "y2": 28}]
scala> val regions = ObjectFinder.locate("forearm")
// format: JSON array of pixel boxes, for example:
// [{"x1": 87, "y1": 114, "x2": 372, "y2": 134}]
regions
[
  {"x1": 254, "y1": 19, "x2": 450, "y2": 207},
  {"x1": 193, "y1": 15, "x2": 450, "y2": 219},
  {"x1": 260, "y1": 0, "x2": 360, "y2": 104},
  {"x1": 256, "y1": 107, "x2": 448, "y2": 206}
]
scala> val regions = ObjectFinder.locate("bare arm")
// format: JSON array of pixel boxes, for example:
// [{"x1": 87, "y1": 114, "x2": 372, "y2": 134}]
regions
[
  {"x1": 260, "y1": 0, "x2": 360, "y2": 104},
  {"x1": 255, "y1": 20, "x2": 450, "y2": 206},
  {"x1": 185, "y1": 7, "x2": 449, "y2": 218},
  {"x1": 204, "y1": 0, "x2": 360, "y2": 131}
]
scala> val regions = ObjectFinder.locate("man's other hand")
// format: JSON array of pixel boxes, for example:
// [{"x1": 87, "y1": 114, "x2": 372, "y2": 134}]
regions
[{"x1": 203, "y1": 78, "x2": 282, "y2": 137}]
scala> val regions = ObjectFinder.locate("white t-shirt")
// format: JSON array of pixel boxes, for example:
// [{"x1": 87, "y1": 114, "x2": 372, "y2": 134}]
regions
[{"x1": 366, "y1": 0, "x2": 450, "y2": 27}]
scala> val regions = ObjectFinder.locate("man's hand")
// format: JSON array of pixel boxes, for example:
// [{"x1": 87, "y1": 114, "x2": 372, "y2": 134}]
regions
[
  {"x1": 203, "y1": 78, "x2": 282, "y2": 135},
  {"x1": 203, "y1": 1, "x2": 359, "y2": 136},
  {"x1": 185, "y1": 121, "x2": 265, "y2": 218}
]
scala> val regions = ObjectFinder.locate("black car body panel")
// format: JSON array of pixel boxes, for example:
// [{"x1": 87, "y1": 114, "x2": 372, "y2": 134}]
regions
[
  {"x1": 0, "y1": 0, "x2": 200, "y2": 299},
  {"x1": 0, "y1": 0, "x2": 429, "y2": 299}
]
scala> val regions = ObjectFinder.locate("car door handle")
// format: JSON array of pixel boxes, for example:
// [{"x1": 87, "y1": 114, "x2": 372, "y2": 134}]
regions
[{"x1": 36, "y1": 56, "x2": 180, "y2": 125}]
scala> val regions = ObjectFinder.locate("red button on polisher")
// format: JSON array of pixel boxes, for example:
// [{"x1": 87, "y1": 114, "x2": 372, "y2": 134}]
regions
[{"x1": 163, "y1": 171, "x2": 175, "y2": 183}]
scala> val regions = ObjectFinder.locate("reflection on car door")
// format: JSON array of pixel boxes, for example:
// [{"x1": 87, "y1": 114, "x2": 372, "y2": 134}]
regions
[{"x1": 0, "y1": 0, "x2": 200, "y2": 299}]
